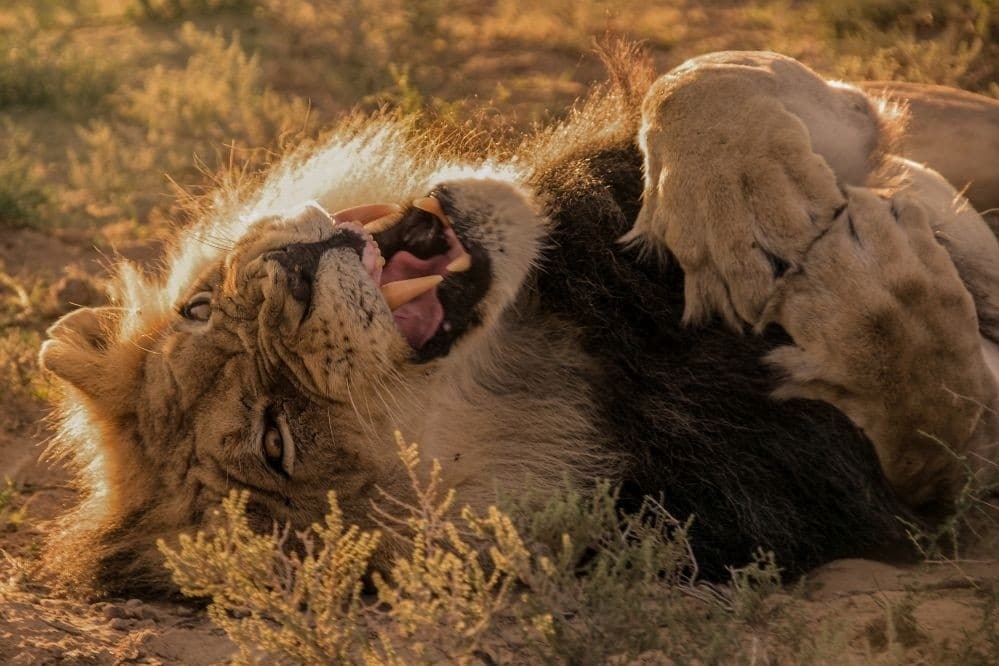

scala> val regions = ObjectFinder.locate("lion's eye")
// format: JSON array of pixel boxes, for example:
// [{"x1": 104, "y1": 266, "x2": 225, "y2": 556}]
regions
[
  {"x1": 262, "y1": 409, "x2": 294, "y2": 477},
  {"x1": 180, "y1": 291, "x2": 212, "y2": 321},
  {"x1": 263, "y1": 428, "x2": 284, "y2": 469}
]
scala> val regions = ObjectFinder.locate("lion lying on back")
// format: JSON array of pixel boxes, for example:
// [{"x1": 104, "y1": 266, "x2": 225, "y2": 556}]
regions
[{"x1": 40, "y1": 49, "x2": 998, "y2": 595}]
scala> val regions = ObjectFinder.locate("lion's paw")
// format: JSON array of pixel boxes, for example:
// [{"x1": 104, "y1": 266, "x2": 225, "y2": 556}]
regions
[
  {"x1": 761, "y1": 188, "x2": 997, "y2": 505},
  {"x1": 625, "y1": 64, "x2": 847, "y2": 329}
]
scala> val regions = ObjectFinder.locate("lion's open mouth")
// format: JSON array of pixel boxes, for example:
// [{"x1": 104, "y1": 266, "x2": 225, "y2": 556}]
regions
[{"x1": 333, "y1": 193, "x2": 491, "y2": 359}]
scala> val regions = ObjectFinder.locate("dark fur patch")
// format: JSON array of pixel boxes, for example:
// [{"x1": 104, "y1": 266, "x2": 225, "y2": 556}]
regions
[{"x1": 527, "y1": 140, "x2": 916, "y2": 579}]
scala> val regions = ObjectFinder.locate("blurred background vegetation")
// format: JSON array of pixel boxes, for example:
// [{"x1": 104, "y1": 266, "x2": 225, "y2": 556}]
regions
[{"x1": 0, "y1": 0, "x2": 994, "y2": 235}]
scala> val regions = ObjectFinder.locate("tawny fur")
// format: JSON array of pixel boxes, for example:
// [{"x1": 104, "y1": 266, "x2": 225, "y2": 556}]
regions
[
  {"x1": 38, "y1": 123, "x2": 615, "y2": 595},
  {"x1": 759, "y1": 189, "x2": 999, "y2": 504},
  {"x1": 896, "y1": 159, "x2": 999, "y2": 341},
  {"x1": 861, "y1": 81, "x2": 999, "y2": 214},
  {"x1": 629, "y1": 52, "x2": 999, "y2": 334},
  {"x1": 623, "y1": 51, "x2": 898, "y2": 329}
]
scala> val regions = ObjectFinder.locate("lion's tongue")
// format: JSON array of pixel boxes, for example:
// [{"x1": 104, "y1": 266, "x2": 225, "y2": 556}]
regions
[{"x1": 381, "y1": 251, "x2": 447, "y2": 348}]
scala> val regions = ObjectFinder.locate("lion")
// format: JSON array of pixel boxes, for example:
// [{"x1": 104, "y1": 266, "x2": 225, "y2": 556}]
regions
[{"x1": 38, "y1": 49, "x2": 998, "y2": 596}]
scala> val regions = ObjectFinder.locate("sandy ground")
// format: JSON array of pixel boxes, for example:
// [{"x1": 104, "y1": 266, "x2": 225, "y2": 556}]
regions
[{"x1": 1, "y1": 227, "x2": 996, "y2": 664}]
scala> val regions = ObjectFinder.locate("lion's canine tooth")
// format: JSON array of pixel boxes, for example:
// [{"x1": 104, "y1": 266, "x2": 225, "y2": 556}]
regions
[
  {"x1": 413, "y1": 196, "x2": 451, "y2": 227},
  {"x1": 377, "y1": 256, "x2": 386, "y2": 268},
  {"x1": 381, "y1": 275, "x2": 443, "y2": 310},
  {"x1": 363, "y1": 212, "x2": 404, "y2": 234},
  {"x1": 445, "y1": 253, "x2": 471, "y2": 273},
  {"x1": 332, "y1": 203, "x2": 401, "y2": 224}
]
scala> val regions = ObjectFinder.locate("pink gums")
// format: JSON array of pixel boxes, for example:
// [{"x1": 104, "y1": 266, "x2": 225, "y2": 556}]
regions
[
  {"x1": 380, "y1": 226, "x2": 466, "y2": 348},
  {"x1": 332, "y1": 216, "x2": 466, "y2": 349}
]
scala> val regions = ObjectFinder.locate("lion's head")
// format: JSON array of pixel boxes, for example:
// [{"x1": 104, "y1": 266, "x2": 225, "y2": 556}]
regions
[
  {"x1": 38, "y1": 117, "x2": 554, "y2": 594},
  {"x1": 35, "y1": 46, "x2": 655, "y2": 595}
]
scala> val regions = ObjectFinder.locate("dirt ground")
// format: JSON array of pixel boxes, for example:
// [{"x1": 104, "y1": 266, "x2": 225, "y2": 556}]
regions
[{"x1": 1, "y1": 226, "x2": 997, "y2": 664}]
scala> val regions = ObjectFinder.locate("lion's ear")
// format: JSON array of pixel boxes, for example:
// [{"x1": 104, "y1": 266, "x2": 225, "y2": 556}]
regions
[{"x1": 40, "y1": 307, "x2": 123, "y2": 399}]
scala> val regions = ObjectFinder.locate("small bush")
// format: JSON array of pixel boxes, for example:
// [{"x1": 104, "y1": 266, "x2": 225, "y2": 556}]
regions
[
  {"x1": 0, "y1": 13, "x2": 119, "y2": 115},
  {"x1": 262, "y1": 0, "x2": 465, "y2": 105},
  {"x1": 865, "y1": 594, "x2": 925, "y2": 652},
  {"x1": 161, "y1": 433, "x2": 796, "y2": 663},
  {"x1": 0, "y1": 477, "x2": 27, "y2": 531},
  {"x1": 122, "y1": 23, "x2": 308, "y2": 148},
  {"x1": 816, "y1": 0, "x2": 997, "y2": 91},
  {"x1": 0, "y1": 326, "x2": 47, "y2": 413},
  {"x1": 0, "y1": 121, "x2": 51, "y2": 229},
  {"x1": 161, "y1": 433, "x2": 551, "y2": 663},
  {"x1": 66, "y1": 121, "x2": 156, "y2": 221},
  {"x1": 67, "y1": 23, "x2": 308, "y2": 221},
  {"x1": 955, "y1": 582, "x2": 999, "y2": 664},
  {"x1": 819, "y1": 0, "x2": 994, "y2": 38},
  {"x1": 898, "y1": 441, "x2": 998, "y2": 565}
]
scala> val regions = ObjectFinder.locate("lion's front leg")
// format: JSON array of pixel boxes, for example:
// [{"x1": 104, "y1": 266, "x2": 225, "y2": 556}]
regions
[
  {"x1": 623, "y1": 52, "x2": 892, "y2": 330},
  {"x1": 760, "y1": 188, "x2": 998, "y2": 507},
  {"x1": 624, "y1": 65, "x2": 845, "y2": 330}
]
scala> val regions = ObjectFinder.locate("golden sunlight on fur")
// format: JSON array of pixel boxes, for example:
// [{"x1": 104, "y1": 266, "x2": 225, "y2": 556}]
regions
[
  {"x1": 36, "y1": 48, "x2": 998, "y2": 596},
  {"x1": 624, "y1": 51, "x2": 890, "y2": 328},
  {"x1": 37, "y1": 112, "x2": 609, "y2": 593},
  {"x1": 628, "y1": 52, "x2": 998, "y2": 333},
  {"x1": 629, "y1": 50, "x2": 998, "y2": 504}
]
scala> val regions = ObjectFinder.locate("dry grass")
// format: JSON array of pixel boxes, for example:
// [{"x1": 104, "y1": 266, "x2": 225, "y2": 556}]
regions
[
  {"x1": 0, "y1": 122, "x2": 51, "y2": 230},
  {"x1": 161, "y1": 437, "x2": 999, "y2": 664},
  {"x1": 817, "y1": 0, "x2": 997, "y2": 92},
  {"x1": 161, "y1": 434, "x2": 787, "y2": 664},
  {"x1": 0, "y1": 12, "x2": 119, "y2": 115},
  {"x1": 0, "y1": 477, "x2": 28, "y2": 532}
]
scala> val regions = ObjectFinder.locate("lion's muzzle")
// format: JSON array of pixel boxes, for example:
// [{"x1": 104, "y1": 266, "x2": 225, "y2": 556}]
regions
[{"x1": 264, "y1": 231, "x2": 369, "y2": 307}]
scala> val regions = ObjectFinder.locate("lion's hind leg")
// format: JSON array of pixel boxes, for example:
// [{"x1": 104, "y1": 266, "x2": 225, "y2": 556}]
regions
[{"x1": 761, "y1": 188, "x2": 999, "y2": 507}]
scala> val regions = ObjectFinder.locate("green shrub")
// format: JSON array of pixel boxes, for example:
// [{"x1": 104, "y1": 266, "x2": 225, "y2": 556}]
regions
[
  {"x1": 0, "y1": 121, "x2": 51, "y2": 229},
  {"x1": 161, "y1": 433, "x2": 793, "y2": 664},
  {"x1": 0, "y1": 14, "x2": 119, "y2": 114}
]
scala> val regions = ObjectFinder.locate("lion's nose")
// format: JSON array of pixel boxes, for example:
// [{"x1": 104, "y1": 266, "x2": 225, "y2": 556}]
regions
[
  {"x1": 268, "y1": 244, "x2": 317, "y2": 303},
  {"x1": 265, "y1": 231, "x2": 368, "y2": 304}
]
